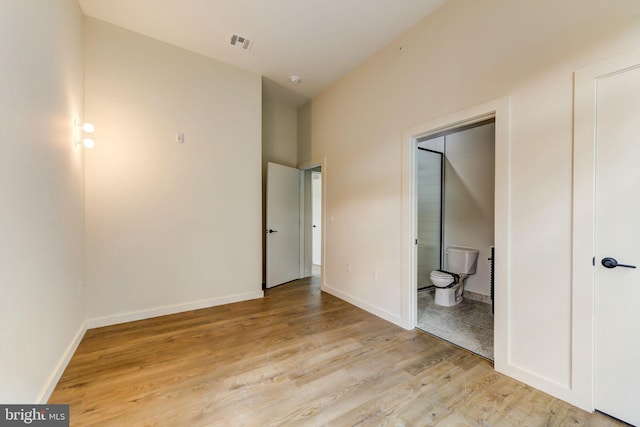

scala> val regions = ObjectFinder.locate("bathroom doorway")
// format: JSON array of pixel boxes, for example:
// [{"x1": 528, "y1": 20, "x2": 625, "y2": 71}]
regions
[{"x1": 416, "y1": 120, "x2": 496, "y2": 360}]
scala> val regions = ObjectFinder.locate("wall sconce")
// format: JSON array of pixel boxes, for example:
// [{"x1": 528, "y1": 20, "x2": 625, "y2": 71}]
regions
[{"x1": 74, "y1": 119, "x2": 96, "y2": 148}]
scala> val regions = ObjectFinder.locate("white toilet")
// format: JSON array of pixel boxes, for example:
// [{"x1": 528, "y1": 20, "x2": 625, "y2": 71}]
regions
[{"x1": 429, "y1": 246, "x2": 479, "y2": 307}]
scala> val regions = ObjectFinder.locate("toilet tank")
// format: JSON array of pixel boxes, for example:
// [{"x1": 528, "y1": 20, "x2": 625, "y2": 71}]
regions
[{"x1": 446, "y1": 246, "x2": 479, "y2": 274}]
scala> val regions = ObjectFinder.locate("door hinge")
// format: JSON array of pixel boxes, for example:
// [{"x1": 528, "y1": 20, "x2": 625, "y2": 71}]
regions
[
  {"x1": 415, "y1": 239, "x2": 418, "y2": 245},
  {"x1": 592, "y1": 256, "x2": 595, "y2": 266}
]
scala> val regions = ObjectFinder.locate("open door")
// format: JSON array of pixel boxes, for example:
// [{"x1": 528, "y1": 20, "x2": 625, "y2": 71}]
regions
[{"x1": 266, "y1": 162, "x2": 300, "y2": 288}]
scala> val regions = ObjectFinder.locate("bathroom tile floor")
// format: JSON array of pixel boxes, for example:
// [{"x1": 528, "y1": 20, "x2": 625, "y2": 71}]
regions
[{"x1": 417, "y1": 288, "x2": 494, "y2": 360}]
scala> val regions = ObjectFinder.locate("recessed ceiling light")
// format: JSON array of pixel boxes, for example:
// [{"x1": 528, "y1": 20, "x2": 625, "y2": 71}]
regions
[{"x1": 289, "y1": 75, "x2": 302, "y2": 84}]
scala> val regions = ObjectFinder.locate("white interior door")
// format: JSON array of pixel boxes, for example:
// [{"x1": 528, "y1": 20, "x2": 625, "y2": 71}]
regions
[
  {"x1": 311, "y1": 171, "x2": 321, "y2": 266},
  {"x1": 593, "y1": 64, "x2": 640, "y2": 426},
  {"x1": 266, "y1": 162, "x2": 300, "y2": 288}
]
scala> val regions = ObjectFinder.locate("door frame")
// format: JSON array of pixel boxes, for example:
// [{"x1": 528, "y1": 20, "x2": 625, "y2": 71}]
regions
[
  {"x1": 299, "y1": 157, "x2": 326, "y2": 283},
  {"x1": 401, "y1": 96, "x2": 511, "y2": 370},
  {"x1": 311, "y1": 170, "x2": 322, "y2": 266},
  {"x1": 573, "y1": 47, "x2": 640, "y2": 412}
]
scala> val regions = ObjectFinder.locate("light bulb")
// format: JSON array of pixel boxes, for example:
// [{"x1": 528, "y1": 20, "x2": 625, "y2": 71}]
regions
[
  {"x1": 83, "y1": 138, "x2": 96, "y2": 149},
  {"x1": 82, "y1": 122, "x2": 95, "y2": 133}
]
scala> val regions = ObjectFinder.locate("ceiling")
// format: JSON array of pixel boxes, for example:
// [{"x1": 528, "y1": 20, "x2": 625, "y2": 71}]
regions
[{"x1": 79, "y1": 0, "x2": 448, "y2": 105}]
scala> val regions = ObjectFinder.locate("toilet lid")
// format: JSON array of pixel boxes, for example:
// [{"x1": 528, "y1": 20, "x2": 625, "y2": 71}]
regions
[{"x1": 430, "y1": 270, "x2": 453, "y2": 280}]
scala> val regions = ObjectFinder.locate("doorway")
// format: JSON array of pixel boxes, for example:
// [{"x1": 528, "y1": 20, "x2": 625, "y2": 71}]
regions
[
  {"x1": 265, "y1": 162, "x2": 301, "y2": 288},
  {"x1": 300, "y1": 165, "x2": 323, "y2": 279},
  {"x1": 311, "y1": 171, "x2": 322, "y2": 276},
  {"x1": 400, "y1": 95, "x2": 510, "y2": 373},
  {"x1": 415, "y1": 121, "x2": 495, "y2": 360},
  {"x1": 265, "y1": 162, "x2": 323, "y2": 288}
]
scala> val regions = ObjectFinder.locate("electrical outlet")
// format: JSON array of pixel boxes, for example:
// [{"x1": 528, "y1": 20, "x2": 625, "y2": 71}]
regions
[
  {"x1": 346, "y1": 263, "x2": 352, "y2": 273},
  {"x1": 176, "y1": 132, "x2": 185, "y2": 144}
]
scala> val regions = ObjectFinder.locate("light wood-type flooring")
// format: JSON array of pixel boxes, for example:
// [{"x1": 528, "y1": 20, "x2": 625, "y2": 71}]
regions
[{"x1": 50, "y1": 276, "x2": 625, "y2": 426}]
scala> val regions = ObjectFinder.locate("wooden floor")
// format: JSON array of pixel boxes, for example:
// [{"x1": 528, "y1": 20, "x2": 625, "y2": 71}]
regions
[{"x1": 50, "y1": 276, "x2": 625, "y2": 426}]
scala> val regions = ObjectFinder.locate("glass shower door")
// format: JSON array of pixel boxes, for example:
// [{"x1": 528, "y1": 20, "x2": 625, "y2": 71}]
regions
[{"x1": 416, "y1": 148, "x2": 443, "y2": 289}]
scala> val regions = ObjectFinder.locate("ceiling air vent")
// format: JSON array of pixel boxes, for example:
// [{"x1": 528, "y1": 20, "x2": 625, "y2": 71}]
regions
[{"x1": 230, "y1": 34, "x2": 253, "y2": 51}]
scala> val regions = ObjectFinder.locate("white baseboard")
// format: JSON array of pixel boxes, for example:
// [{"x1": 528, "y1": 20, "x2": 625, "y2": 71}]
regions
[
  {"x1": 37, "y1": 321, "x2": 88, "y2": 404},
  {"x1": 37, "y1": 290, "x2": 264, "y2": 403},
  {"x1": 321, "y1": 283, "x2": 403, "y2": 327},
  {"x1": 495, "y1": 361, "x2": 590, "y2": 412},
  {"x1": 87, "y1": 290, "x2": 264, "y2": 329}
]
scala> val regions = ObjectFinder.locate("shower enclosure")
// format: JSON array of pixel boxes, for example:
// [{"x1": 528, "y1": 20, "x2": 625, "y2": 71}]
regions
[{"x1": 416, "y1": 142, "x2": 444, "y2": 289}]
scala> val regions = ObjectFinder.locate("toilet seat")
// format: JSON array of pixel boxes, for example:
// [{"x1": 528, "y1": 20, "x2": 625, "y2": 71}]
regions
[{"x1": 429, "y1": 270, "x2": 460, "y2": 288}]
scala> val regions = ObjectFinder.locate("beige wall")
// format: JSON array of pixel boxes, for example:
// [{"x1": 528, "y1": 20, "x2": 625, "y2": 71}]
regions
[
  {"x1": 0, "y1": 0, "x2": 85, "y2": 403},
  {"x1": 84, "y1": 18, "x2": 263, "y2": 324},
  {"x1": 297, "y1": 101, "x2": 313, "y2": 165},
  {"x1": 307, "y1": 0, "x2": 640, "y2": 409},
  {"x1": 263, "y1": 98, "x2": 298, "y2": 169},
  {"x1": 262, "y1": 89, "x2": 299, "y2": 280}
]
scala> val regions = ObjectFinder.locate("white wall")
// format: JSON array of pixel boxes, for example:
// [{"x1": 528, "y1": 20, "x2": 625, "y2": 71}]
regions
[
  {"x1": 444, "y1": 124, "x2": 495, "y2": 296},
  {"x1": 262, "y1": 85, "x2": 299, "y2": 281},
  {"x1": 263, "y1": 92, "x2": 299, "y2": 170},
  {"x1": 0, "y1": 0, "x2": 85, "y2": 403},
  {"x1": 84, "y1": 18, "x2": 263, "y2": 325},
  {"x1": 307, "y1": 0, "x2": 640, "y2": 410},
  {"x1": 297, "y1": 102, "x2": 313, "y2": 167}
]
